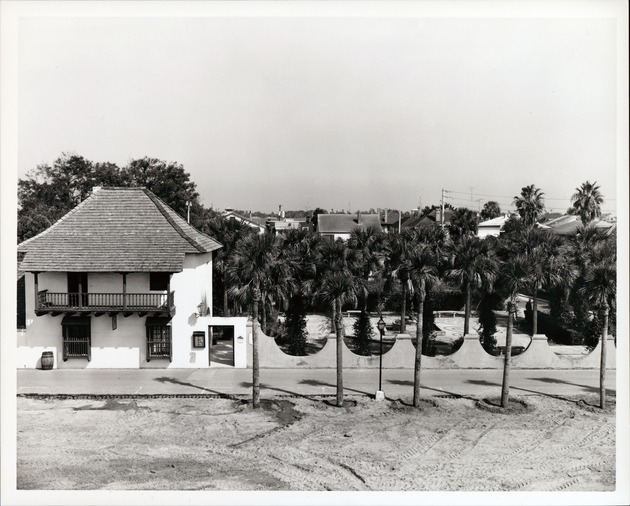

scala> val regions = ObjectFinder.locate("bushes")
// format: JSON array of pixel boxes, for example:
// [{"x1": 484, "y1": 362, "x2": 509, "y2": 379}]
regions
[
  {"x1": 477, "y1": 293, "x2": 502, "y2": 354},
  {"x1": 284, "y1": 294, "x2": 308, "y2": 355},
  {"x1": 352, "y1": 310, "x2": 374, "y2": 356}
]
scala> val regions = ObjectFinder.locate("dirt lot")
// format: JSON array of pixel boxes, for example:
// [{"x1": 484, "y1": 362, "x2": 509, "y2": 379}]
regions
[{"x1": 17, "y1": 394, "x2": 615, "y2": 491}]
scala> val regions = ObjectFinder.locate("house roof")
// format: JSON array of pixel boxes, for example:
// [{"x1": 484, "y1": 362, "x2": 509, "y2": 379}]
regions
[
  {"x1": 403, "y1": 209, "x2": 454, "y2": 229},
  {"x1": 318, "y1": 214, "x2": 382, "y2": 234},
  {"x1": 547, "y1": 217, "x2": 614, "y2": 236},
  {"x1": 478, "y1": 216, "x2": 508, "y2": 228},
  {"x1": 223, "y1": 210, "x2": 266, "y2": 230},
  {"x1": 18, "y1": 187, "x2": 222, "y2": 273}
]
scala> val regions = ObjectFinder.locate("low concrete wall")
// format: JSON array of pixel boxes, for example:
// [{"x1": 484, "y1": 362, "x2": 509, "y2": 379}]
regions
[{"x1": 249, "y1": 323, "x2": 616, "y2": 370}]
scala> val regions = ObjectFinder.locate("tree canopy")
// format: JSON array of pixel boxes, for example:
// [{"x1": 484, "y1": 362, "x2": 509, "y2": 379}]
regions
[
  {"x1": 569, "y1": 180, "x2": 604, "y2": 226},
  {"x1": 18, "y1": 153, "x2": 200, "y2": 242}
]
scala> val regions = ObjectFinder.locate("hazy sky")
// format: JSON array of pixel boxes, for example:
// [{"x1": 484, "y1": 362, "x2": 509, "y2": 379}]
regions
[{"x1": 17, "y1": 10, "x2": 620, "y2": 214}]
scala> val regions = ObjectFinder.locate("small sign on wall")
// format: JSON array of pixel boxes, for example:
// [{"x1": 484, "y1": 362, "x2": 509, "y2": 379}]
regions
[{"x1": 192, "y1": 331, "x2": 205, "y2": 348}]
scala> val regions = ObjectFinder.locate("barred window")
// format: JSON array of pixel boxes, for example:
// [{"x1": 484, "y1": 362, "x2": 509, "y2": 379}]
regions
[
  {"x1": 62, "y1": 316, "x2": 91, "y2": 361},
  {"x1": 146, "y1": 317, "x2": 172, "y2": 361}
]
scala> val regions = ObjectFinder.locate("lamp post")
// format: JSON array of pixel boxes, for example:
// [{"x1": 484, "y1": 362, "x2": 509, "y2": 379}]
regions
[{"x1": 376, "y1": 316, "x2": 386, "y2": 401}]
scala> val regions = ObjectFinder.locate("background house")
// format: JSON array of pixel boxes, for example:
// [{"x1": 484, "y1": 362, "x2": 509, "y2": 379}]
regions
[
  {"x1": 17, "y1": 187, "x2": 248, "y2": 369},
  {"x1": 223, "y1": 209, "x2": 266, "y2": 234},
  {"x1": 317, "y1": 213, "x2": 382, "y2": 241},
  {"x1": 477, "y1": 215, "x2": 509, "y2": 238}
]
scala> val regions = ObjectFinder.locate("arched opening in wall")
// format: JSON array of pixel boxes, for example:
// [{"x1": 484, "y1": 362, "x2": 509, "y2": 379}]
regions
[
  {"x1": 274, "y1": 313, "x2": 328, "y2": 356},
  {"x1": 542, "y1": 314, "x2": 599, "y2": 358},
  {"x1": 343, "y1": 313, "x2": 396, "y2": 357},
  {"x1": 410, "y1": 312, "x2": 466, "y2": 356}
]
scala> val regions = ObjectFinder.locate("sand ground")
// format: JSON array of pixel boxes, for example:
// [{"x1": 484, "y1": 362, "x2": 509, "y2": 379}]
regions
[{"x1": 17, "y1": 393, "x2": 615, "y2": 491}]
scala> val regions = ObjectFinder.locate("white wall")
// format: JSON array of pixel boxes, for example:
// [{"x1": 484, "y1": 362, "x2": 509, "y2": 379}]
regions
[
  {"x1": 477, "y1": 227, "x2": 501, "y2": 239},
  {"x1": 19, "y1": 259, "x2": 248, "y2": 369}
]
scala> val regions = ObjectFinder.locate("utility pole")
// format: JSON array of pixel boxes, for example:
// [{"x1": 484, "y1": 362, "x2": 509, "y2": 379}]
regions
[
  {"x1": 440, "y1": 189, "x2": 446, "y2": 227},
  {"x1": 398, "y1": 210, "x2": 401, "y2": 233}
]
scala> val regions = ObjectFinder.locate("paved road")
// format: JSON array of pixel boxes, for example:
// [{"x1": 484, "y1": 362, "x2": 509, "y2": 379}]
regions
[{"x1": 16, "y1": 368, "x2": 616, "y2": 399}]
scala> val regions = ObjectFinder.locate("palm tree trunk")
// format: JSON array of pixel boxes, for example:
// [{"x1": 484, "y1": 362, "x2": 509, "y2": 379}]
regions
[
  {"x1": 464, "y1": 282, "x2": 471, "y2": 336},
  {"x1": 252, "y1": 288, "x2": 261, "y2": 408},
  {"x1": 532, "y1": 287, "x2": 538, "y2": 335},
  {"x1": 413, "y1": 294, "x2": 424, "y2": 408},
  {"x1": 501, "y1": 301, "x2": 515, "y2": 407},
  {"x1": 331, "y1": 300, "x2": 336, "y2": 333},
  {"x1": 261, "y1": 298, "x2": 267, "y2": 336},
  {"x1": 223, "y1": 284, "x2": 229, "y2": 317},
  {"x1": 400, "y1": 281, "x2": 407, "y2": 333},
  {"x1": 600, "y1": 306, "x2": 608, "y2": 409},
  {"x1": 335, "y1": 297, "x2": 344, "y2": 407}
]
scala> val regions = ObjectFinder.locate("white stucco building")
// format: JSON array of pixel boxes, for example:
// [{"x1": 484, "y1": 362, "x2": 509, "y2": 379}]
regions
[{"x1": 17, "y1": 187, "x2": 247, "y2": 369}]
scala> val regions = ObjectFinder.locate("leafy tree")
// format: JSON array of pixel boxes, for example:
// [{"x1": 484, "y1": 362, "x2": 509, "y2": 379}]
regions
[
  {"x1": 407, "y1": 243, "x2": 440, "y2": 407},
  {"x1": 310, "y1": 207, "x2": 327, "y2": 232},
  {"x1": 480, "y1": 201, "x2": 502, "y2": 221},
  {"x1": 513, "y1": 184, "x2": 545, "y2": 227},
  {"x1": 497, "y1": 254, "x2": 532, "y2": 407},
  {"x1": 578, "y1": 259, "x2": 616, "y2": 409},
  {"x1": 569, "y1": 180, "x2": 604, "y2": 226},
  {"x1": 448, "y1": 207, "x2": 479, "y2": 242},
  {"x1": 125, "y1": 157, "x2": 199, "y2": 218},
  {"x1": 446, "y1": 236, "x2": 498, "y2": 336},
  {"x1": 18, "y1": 153, "x2": 201, "y2": 243}
]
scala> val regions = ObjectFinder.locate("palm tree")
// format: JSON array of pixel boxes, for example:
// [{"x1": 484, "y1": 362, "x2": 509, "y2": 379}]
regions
[
  {"x1": 513, "y1": 184, "x2": 545, "y2": 227},
  {"x1": 317, "y1": 239, "x2": 360, "y2": 333},
  {"x1": 407, "y1": 244, "x2": 440, "y2": 407},
  {"x1": 383, "y1": 230, "x2": 415, "y2": 333},
  {"x1": 226, "y1": 232, "x2": 279, "y2": 408},
  {"x1": 516, "y1": 228, "x2": 574, "y2": 335},
  {"x1": 319, "y1": 270, "x2": 363, "y2": 407},
  {"x1": 480, "y1": 201, "x2": 502, "y2": 221},
  {"x1": 497, "y1": 254, "x2": 532, "y2": 407},
  {"x1": 448, "y1": 207, "x2": 479, "y2": 242},
  {"x1": 570, "y1": 180, "x2": 604, "y2": 226},
  {"x1": 446, "y1": 235, "x2": 498, "y2": 337},
  {"x1": 205, "y1": 215, "x2": 255, "y2": 316},
  {"x1": 578, "y1": 259, "x2": 616, "y2": 409}
]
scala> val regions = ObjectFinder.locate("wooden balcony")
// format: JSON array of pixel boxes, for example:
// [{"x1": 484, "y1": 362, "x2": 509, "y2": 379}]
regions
[{"x1": 36, "y1": 290, "x2": 175, "y2": 317}]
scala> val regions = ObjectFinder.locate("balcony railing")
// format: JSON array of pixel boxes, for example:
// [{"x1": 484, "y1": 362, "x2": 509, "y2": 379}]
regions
[{"x1": 36, "y1": 291, "x2": 175, "y2": 314}]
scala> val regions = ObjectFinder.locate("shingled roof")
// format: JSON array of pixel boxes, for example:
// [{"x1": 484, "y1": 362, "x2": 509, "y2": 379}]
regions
[
  {"x1": 318, "y1": 214, "x2": 382, "y2": 234},
  {"x1": 18, "y1": 187, "x2": 222, "y2": 272}
]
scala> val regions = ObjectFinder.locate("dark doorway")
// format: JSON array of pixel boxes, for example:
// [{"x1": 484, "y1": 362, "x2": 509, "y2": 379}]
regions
[
  {"x1": 209, "y1": 325, "x2": 234, "y2": 366},
  {"x1": 68, "y1": 272, "x2": 88, "y2": 307}
]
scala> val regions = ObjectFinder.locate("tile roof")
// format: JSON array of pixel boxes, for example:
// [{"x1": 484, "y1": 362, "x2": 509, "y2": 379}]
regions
[
  {"x1": 317, "y1": 214, "x2": 382, "y2": 234},
  {"x1": 18, "y1": 187, "x2": 222, "y2": 272}
]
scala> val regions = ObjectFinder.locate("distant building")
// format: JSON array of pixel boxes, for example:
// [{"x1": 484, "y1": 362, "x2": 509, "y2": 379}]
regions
[
  {"x1": 477, "y1": 215, "x2": 509, "y2": 238},
  {"x1": 317, "y1": 213, "x2": 382, "y2": 241},
  {"x1": 402, "y1": 208, "x2": 454, "y2": 229},
  {"x1": 223, "y1": 209, "x2": 266, "y2": 234},
  {"x1": 266, "y1": 205, "x2": 310, "y2": 234}
]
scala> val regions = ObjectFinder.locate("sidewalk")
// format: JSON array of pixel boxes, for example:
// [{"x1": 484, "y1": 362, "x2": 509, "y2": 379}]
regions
[{"x1": 17, "y1": 368, "x2": 616, "y2": 399}]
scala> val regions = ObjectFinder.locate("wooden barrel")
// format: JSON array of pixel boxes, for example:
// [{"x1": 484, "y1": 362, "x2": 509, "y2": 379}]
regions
[{"x1": 41, "y1": 351, "x2": 54, "y2": 370}]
